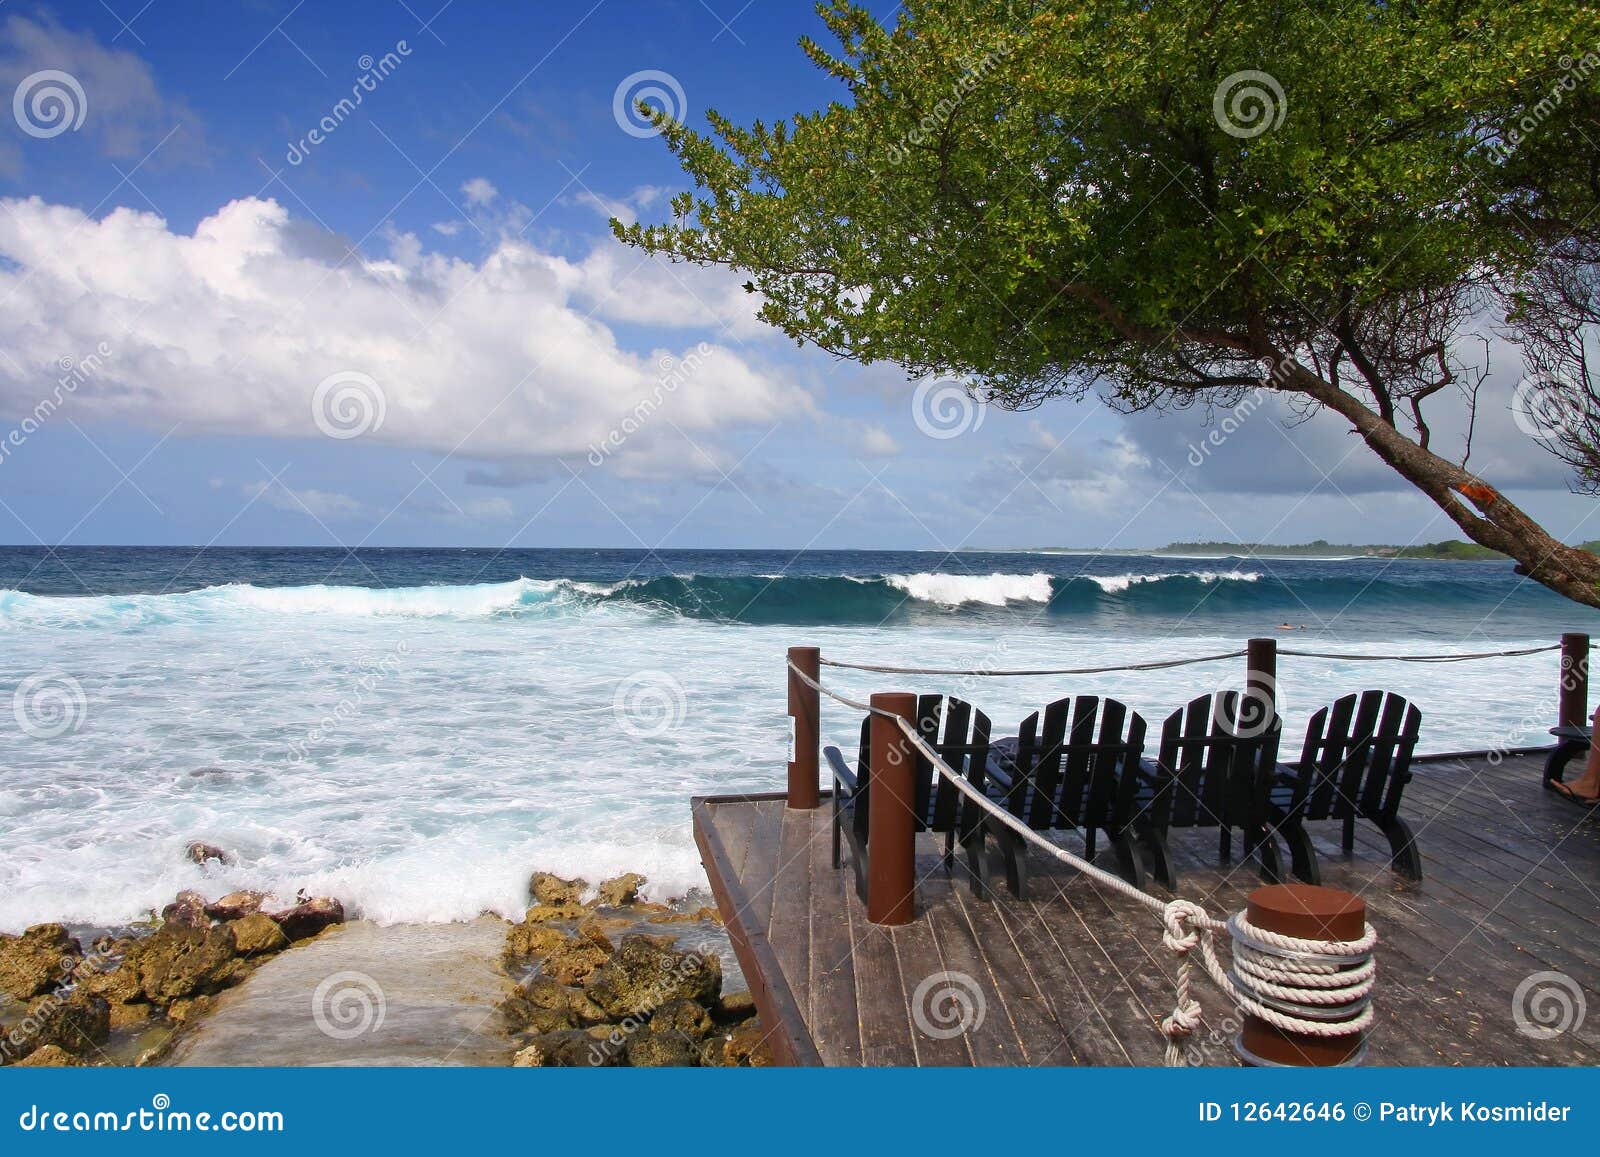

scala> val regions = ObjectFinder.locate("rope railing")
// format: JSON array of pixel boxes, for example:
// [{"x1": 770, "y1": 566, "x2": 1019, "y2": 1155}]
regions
[
  {"x1": 817, "y1": 642, "x2": 1560, "y2": 677},
  {"x1": 788, "y1": 660, "x2": 1378, "y2": 1067}
]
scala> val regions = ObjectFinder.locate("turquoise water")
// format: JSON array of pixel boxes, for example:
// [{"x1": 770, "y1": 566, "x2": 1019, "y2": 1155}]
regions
[{"x1": 1, "y1": 546, "x2": 1591, "y2": 930}]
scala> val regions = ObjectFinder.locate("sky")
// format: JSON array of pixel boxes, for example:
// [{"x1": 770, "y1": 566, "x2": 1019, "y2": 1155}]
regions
[{"x1": 0, "y1": 0, "x2": 1593, "y2": 552}]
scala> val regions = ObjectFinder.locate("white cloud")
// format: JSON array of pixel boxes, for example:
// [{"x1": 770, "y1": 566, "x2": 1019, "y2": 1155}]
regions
[
  {"x1": 460, "y1": 177, "x2": 498, "y2": 207},
  {"x1": 0, "y1": 196, "x2": 810, "y2": 477},
  {"x1": 246, "y1": 481, "x2": 368, "y2": 521},
  {"x1": 0, "y1": 14, "x2": 202, "y2": 169}
]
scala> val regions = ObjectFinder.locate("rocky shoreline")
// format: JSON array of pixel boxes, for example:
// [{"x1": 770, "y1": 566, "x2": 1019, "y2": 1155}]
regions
[
  {"x1": 501, "y1": 871, "x2": 771, "y2": 1067},
  {"x1": 0, "y1": 855, "x2": 766, "y2": 1068},
  {"x1": 0, "y1": 885, "x2": 346, "y2": 1067}
]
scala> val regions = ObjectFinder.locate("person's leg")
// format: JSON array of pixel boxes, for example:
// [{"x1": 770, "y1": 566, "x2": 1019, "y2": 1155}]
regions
[{"x1": 1552, "y1": 705, "x2": 1600, "y2": 801}]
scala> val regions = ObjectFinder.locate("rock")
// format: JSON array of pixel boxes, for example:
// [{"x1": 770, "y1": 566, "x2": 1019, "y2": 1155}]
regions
[
  {"x1": 519, "y1": 904, "x2": 587, "y2": 925},
  {"x1": 108, "y1": 1002, "x2": 155, "y2": 1030},
  {"x1": 23, "y1": 990, "x2": 110, "y2": 1058},
  {"x1": 81, "y1": 961, "x2": 143, "y2": 1007},
  {"x1": 511, "y1": 1029, "x2": 617, "y2": 1067},
  {"x1": 166, "y1": 995, "x2": 213, "y2": 1025},
  {"x1": 204, "y1": 891, "x2": 265, "y2": 921},
  {"x1": 504, "y1": 922, "x2": 570, "y2": 963},
  {"x1": 268, "y1": 897, "x2": 344, "y2": 942},
  {"x1": 136, "y1": 924, "x2": 239, "y2": 1003},
  {"x1": 13, "y1": 1044, "x2": 88, "y2": 1067},
  {"x1": 528, "y1": 872, "x2": 587, "y2": 907},
  {"x1": 161, "y1": 890, "x2": 211, "y2": 929},
  {"x1": 574, "y1": 919, "x2": 613, "y2": 952},
  {"x1": 539, "y1": 933, "x2": 612, "y2": 987},
  {"x1": 185, "y1": 842, "x2": 234, "y2": 866},
  {"x1": 714, "y1": 991, "x2": 759, "y2": 1024},
  {"x1": 0, "y1": 924, "x2": 81, "y2": 1001},
  {"x1": 625, "y1": 1025, "x2": 699, "y2": 1066},
  {"x1": 228, "y1": 914, "x2": 289, "y2": 956},
  {"x1": 584, "y1": 934, "x2": 721, "y2": 1019},
  {"x1": 653, "y1": 999, "x2": 714, "y2": 1040},
  {"x1": 694, "y1": 906, "x2": 723, "y2": 925},
  {"x1": 594, "y1": 872, "x2": 646, "y2": 908},
  {"x1": 722, "y1": 1018, "x2": 775, "y2": 1067}
]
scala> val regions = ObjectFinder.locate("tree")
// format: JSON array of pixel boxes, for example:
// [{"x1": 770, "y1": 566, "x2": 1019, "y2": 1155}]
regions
[{"x1": 615, "y1": 0, "x2": 1600, "y2": 606}]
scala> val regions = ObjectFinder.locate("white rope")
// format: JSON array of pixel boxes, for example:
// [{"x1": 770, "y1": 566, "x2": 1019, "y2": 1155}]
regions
[
  {"x1": 1278, "y1": 643, "x2": 1559, "y2": 663},
  {"x1": 818, "y1": 650, "x2": 1246, "y2": 677},
  {"x1": 790, "y1": 660, "x2": 1378, "y2": 1067}
]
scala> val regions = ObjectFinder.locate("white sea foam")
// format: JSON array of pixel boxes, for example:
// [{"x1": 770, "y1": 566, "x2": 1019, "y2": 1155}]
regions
[
  {"x1": 885, "y1": 571, "x2": 1055, "y2": 606},
  {"x1": 1084, "y1": 570, "x2": 1262, "y2": 594},
  {"x1": 0, "y1": 577, "x2": 1564, "y2": 931}
]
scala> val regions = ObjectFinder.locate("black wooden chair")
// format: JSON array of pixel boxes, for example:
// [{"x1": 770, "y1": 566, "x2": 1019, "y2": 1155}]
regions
[
  {"x1": 823, "y1": 695, "x2": 995, "y2": 902},
  {"x1": 982, "y1": 695, "x2": 1148, "y2": 898},
  {"x1": 1544, "y1": 723, "x2": 1591, "y2": 785},
  {"x1": 1269, "y1": 690, "x2": 1423, "y2": 883},
  {"x1": 1136, "y1": 692, "x2": 1286, "y2": 888}
]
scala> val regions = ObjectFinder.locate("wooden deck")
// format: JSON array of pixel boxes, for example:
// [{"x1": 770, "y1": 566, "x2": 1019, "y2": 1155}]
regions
[{"x1": 692, "y1": 752, "x2": 1600, "y2": 1066}]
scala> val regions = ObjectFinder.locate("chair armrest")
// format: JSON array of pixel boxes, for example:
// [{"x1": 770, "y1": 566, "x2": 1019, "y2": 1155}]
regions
[
  {"x1": 982, "y1": 754, "x2": 1015, "y2": 791},
  {"x1": 823, "y1": 746, "x2": 857, "y2": 795}
]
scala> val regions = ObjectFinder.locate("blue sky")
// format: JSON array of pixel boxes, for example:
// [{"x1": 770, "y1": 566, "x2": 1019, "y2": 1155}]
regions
[{"x1": 0, "y1": 0, "x2": 1593, "y2": 551}]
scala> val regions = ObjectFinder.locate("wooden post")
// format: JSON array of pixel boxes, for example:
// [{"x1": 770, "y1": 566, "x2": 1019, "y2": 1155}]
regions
[
  {"x1": 1236, "y1": 884, "x2": 1369, "y2": 1067},
  {"x1": 867, "y1": 691, "x2": 917, "y2": 926},
  {"x1": 786, "y1": 646, "x2": 821, "y2": 810},
  {"x1": 1246, "y1": 637, "x2": 1277, "y2": 706},
  {"x1": 1559, "y1": 632, "x2": 1589, "y2": 729}
]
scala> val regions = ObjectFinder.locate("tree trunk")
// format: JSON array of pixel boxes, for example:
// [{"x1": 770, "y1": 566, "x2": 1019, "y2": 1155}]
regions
[{"x1": 1289, "y1": 369, "x2": 1600, "y2": 609}]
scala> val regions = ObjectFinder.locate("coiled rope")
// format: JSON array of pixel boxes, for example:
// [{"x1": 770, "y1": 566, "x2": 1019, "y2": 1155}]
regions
[{"x1": 789, "y1": 661, "x2": 1378, "y2": 1066}]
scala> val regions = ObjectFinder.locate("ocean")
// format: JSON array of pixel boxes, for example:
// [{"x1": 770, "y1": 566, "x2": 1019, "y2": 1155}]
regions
[{"x1": 2, "y1": 545, "x2": 1593, "y2": 932}]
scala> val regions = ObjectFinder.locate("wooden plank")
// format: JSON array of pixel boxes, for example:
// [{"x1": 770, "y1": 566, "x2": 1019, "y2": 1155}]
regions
[
  {"x1": 840, "y1": 865, "x2": 915, "y2": 1065},
  {"x1": 891, "y1": 860, "x2": 972, "y2": 1066},
  {"x1": 767, "y1": 806, "x2": 814, "y2": 1023},
  {"x1": 806, "y1": 804, "x2": 862, "y2": 1065},
  {"x1": 690, "y1": 797, "x2": 821, "y2": 1066}
]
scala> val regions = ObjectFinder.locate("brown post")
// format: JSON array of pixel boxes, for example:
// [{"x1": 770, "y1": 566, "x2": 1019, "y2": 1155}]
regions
[
  {"x1": 1559, "y1": 632, "x2": 1589, "y2": 729},
  {"x1": 1246, "y1": 637, "x2": 1277, "y2": 706},
  {"x1": 867, "y1": 691, "x2": 917, "y2": 926},
  {"x1": 786, "y1": 646, "x2": 821, "y2": 810},
  {"x1": 1236, "y1": 884, "x2": 1369, "y2": 1067}
]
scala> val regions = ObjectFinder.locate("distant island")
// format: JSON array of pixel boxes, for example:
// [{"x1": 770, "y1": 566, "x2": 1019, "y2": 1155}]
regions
[{"x1": 1023, "y1": 539, "x2": 1600, "y2": 560}]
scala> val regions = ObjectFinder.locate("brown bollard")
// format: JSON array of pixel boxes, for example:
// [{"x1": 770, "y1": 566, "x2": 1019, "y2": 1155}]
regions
[
  {"x1": 786, "y1": 646, "x2": 821, "y2": 810},
  {"x1": 1236, "y1": 884, "x2": 1369, "y2": 1067},
  {"x1": 867, "y1": 691, "x2": 917, "y2": 926},
  {"x1": 1559, "y1": 632, "x2": 1589, "y2": 729}
]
